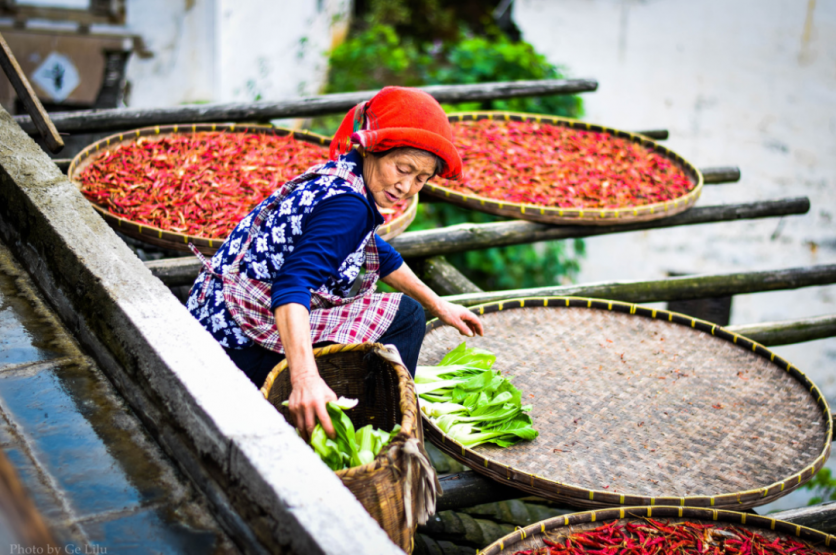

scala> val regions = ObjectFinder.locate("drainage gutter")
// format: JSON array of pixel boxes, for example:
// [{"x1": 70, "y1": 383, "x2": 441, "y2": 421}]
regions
[{"x1": 0, "y1": 107, "x2": 402, "y2": 555}]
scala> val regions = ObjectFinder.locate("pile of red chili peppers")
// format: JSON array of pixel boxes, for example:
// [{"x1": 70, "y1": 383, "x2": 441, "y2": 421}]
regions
[
  {"x1": 512, "y1": 519, "x2": 826, "y2": 555},
  {"x1": 76, "y1": 132, "x2": 409, "y2": 238},
  {"x1": 450, "y1": 119, "x2": 694, "y2": 209}
]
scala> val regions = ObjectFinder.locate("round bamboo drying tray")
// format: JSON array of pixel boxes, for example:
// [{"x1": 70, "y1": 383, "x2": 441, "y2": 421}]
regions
[
  {"x1": 479, "y1": 506, "x2": 836, "y2": 554},
  {"x1": 423, "y1": 111, "x2": 703, "y2": 225},
  {"x1": 418, "y1": 296, "x2": 832, "y2": 510},
  {"x1": 68, "y1": 123, "x2": 418, "y2": 254}
]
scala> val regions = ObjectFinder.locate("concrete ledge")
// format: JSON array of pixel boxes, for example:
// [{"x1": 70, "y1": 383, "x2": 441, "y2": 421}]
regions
[{"x1": 0, "y1": 108, "x2": 402, "y2": 554}]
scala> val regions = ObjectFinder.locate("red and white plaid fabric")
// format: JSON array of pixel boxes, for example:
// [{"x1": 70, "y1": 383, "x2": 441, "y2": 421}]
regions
[{"x1": 191, "y1": 161, "x2": 402, "y2": 353}]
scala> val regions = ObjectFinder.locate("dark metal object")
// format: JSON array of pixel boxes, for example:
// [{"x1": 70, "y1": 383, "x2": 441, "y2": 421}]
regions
[
  {"x1": 390, "y1": 197, "x2": 810, "y2": 259},
  {"x1": 0, "y1": 31, "x2": 63, "y2": 152},
  {"x1": 94, "y1": 49, "x2": 131, "y2": 109},
  {"x1": 666, "y1": 271, "x2": 732, "y2": 326},
  {"x1": 13, "y1": 78, "x2": 599, "y2": 135},
  {"x1": 667, "y1": 296, "x2": 732, "y2": 325}
]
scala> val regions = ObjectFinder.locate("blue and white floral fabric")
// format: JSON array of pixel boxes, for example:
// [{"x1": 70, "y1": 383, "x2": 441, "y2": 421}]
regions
[{"x1": 186, "y1": 150, "x2": 397, "y2": 349}]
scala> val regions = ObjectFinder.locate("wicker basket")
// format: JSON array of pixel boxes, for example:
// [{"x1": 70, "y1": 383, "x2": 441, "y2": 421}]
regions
[
  {"x1": 260, "y1": 343, "x2": 440, "y2": 553},
  {"x1": 479, "y1": 506, "x2": 836, "y2": 554},
  {"x1": 68, "y1": 124, "x2": 418, "y2": 254},
  {"x1": 421, "y1": 111, "x2": 704, "y2": 226},
  {"x1": 419, "y1": 296, "x2": 832, "y2": 511}
]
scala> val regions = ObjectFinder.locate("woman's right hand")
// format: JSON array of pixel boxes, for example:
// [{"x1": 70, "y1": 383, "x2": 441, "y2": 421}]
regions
[{"x1": 287, "y1": 368, "x2": 338, "y2": 443}]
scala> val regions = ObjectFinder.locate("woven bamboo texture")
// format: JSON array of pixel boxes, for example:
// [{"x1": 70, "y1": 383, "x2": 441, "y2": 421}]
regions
[
  {"x1": 479, "y1": 506, "x2": 836, "y2": 554},
  {"x1": 260, "y1": 343, "x2": 426, "y2": 553},
  {"x1": 421, "y1": 111, "x2": 703, "y2": 226},
  {"x1": 419, "y1": 297, "x2": 832, "y2": 510},
  {"x1": 67, "y1": 124, "x2": 418, "y2": 254}
]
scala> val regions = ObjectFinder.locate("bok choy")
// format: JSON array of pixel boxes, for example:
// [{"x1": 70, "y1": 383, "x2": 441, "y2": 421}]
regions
[
  {"x1": 416, "y1": 342, "x2": 538, "y2": 449},
  {"x1": 285, "y1": 397, "x2": 401, "y2": 471}
]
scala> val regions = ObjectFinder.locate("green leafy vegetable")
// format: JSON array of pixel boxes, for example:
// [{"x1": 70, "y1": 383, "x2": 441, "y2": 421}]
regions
[
  {"x1": 284, "y1": 397, "x2": 400, "y2": 470},
  {"x1": 416, "y1": 342, "x2": 538, "y2": 449}
]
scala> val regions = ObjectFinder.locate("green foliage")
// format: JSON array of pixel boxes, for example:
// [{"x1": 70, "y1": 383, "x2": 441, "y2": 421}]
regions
[
  {"x1": 803, "y1": 467, "x2": 836, "y2": 506},
  {"x1": 317, "y1": 6, "x2": 585, "y2": 290},
  {"x1": 325, "y1": 24, "x2": 430, "y2": 92},
  {"x1": 429, "y1": 34, "x2": 583, "y2": 117},
  {"x1": 411, "y1": 202, "x2": 584, "y2": 291},
  {"x1": 325, "y1": 25, "x2": 582, "y2": 120}
]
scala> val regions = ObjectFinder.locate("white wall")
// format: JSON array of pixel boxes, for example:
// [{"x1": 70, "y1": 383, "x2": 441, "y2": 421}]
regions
[
  {"x1": 514, "y1": 0, "x2": 836, "y2": 424},
  {"x1": 216, "y1": 0, "x2": 350, "y2": 102},
  {"x1": 123, "y1": 0, "x2": 349, "y2": 108},
  {"x1": 123, "y1": 0, "x2": 217, "y2": 107}
]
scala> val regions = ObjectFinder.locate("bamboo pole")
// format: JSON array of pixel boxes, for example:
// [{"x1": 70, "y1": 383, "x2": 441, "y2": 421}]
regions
[
  {"x1": 443, "y1": 264, "x2": 836, "y2": 307},
  {"x1": 390, "y1": 197, "x2": 810, "y2": 259},
  {"x1": 437, "y1": 470, "x2": 836, "y2": 529},
  {"x1": 701, "y1": 166, "x2": 741, "y2": 184},
  {"x1": 0, "y1": 31, "x2": 63, "y2": 153},
  {"x1": 633, "y1": 129, "x2": 668, "y2": 140},
  {"x1": 145, "y1": 197, "x2": 811, "y2": 286},
  {"x1": 437, "y1": 471, "x2": 528, "y2": 512},
  {"x1": 770, "y1": 503, "x2": 836, "y2": 534},
  {"x1": 417, "y1": 256, "x2": 483, "y2": 296},
  {"x1": 727, "y1": 314, "x2": 836, "y2": 346},
  {"x1": 12, "y1": 79, "x2": 598, "y2": 135}
]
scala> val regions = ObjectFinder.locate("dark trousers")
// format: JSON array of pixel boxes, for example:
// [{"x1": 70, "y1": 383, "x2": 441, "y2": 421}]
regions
[{"x1": 225, "y1": 296, "x2": 426, "y2": 387}]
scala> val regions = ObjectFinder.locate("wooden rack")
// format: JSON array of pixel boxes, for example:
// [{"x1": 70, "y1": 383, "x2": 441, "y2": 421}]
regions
[{"x1": 48, "y1": 78, "x2": 833, "y2": 530}]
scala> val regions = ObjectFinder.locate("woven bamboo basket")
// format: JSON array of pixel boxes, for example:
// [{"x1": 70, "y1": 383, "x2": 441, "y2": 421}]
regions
[
  {"x1": 67, "y1": 124, "x2": 418, "y2": 254},
  {"x1": 479, "y1": 506, "x2": 836, "y2": 554},
  {"x1": 260, "y1": 343, "x2": 439, "y2": 553},
  {"x1": 419, "y1": 296, "x2": 832, "y2": 511},
  {"x1": 421, "y1": 111, "x2": 703, "y2": 225}
]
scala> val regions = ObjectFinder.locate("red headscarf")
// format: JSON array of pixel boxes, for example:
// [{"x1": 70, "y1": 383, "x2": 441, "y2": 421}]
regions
[{"x1": 329, "y1": 86, "x2": 462, "y2": 180}]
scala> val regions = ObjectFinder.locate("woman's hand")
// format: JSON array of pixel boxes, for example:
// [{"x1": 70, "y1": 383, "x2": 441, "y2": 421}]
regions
[
  {"x1": 381, "y1": 263, "x2": 484, "y2": 338},
  {"x1": 274, "y1": 303, "x2": 337, "y2": 442},
  {"x1": 431, "y1": 299, "x2": 484, "y2": 338},
  {"x1": 287, "y1": 367, "x2": 338, "y2": 443}
]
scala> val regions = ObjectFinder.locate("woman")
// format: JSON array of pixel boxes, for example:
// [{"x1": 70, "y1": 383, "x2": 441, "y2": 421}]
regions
[{"x1": 187, "y1": 86, "x2": 483, "y2": 441}]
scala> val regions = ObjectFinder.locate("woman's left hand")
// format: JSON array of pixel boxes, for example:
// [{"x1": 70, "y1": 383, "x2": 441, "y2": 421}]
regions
[{"x1": 432, "y1": 300, "x2": 484, "y2": 338}]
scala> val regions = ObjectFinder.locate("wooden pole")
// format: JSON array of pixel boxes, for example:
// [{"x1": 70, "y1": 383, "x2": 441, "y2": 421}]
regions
[
  {"x1": 417, "y1": 256, "x2": 483, "y2": 296},
  {"x1": 770, "y1": 503, "x2": 836, "y2": 534},
  {"x1": 634, "y1": 129, "x2": 668, "y2": 140},
  {"x1": 727, "y1": 314, "x2": 836, "y2": 346},
  {"x1": 437, "y1": 470, "x2": 836, "y2": 529},
  {"x1": 145, "y1": 198, "x2": 811, "y2": 286},
  {"x1": 12, "y1": 78, "x2": 598, "y2": 135},
  {"x1": 437, "y1": 471, "x2": 528, "y2": 512},
  {"x1": 0, "y1": 31, "x2": 63, "y2": 153},
  {"x1": 443, "y1": 264, "x2": 836, "y2": 307},
  {"x1": 390, "y1": 197, "x2": 810, "y2": 259},
  {"x1": 701, "y1": 166, "x2": 741, "y2": 184}
]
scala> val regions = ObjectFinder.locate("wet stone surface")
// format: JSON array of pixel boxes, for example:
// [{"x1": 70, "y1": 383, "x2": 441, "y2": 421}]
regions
[{"x1": 0, "y1": 240, "x2": 238, "y2": 553}]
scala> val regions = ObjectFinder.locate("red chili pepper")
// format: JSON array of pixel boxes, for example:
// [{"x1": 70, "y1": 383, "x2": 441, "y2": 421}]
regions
[
  {"x1": 450, "y1": 119, "x2": 694, "y2": 210},
  {"x1": 514, "y1": 520, "x2": 825, "y2": 554},
  {"x1": 77, "y1": 131, "x2": 409, "y2": 239}
]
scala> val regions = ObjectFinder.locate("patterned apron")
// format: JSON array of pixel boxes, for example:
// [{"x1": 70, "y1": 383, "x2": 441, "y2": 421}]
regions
[{"x1": 190, "y1": 161, "x2": 402, "y2": 353}]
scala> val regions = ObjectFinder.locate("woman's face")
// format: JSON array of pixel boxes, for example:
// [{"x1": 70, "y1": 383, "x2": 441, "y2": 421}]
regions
[{"x1": 363, "y1": 149, "x2": 436, "y2": 209}]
